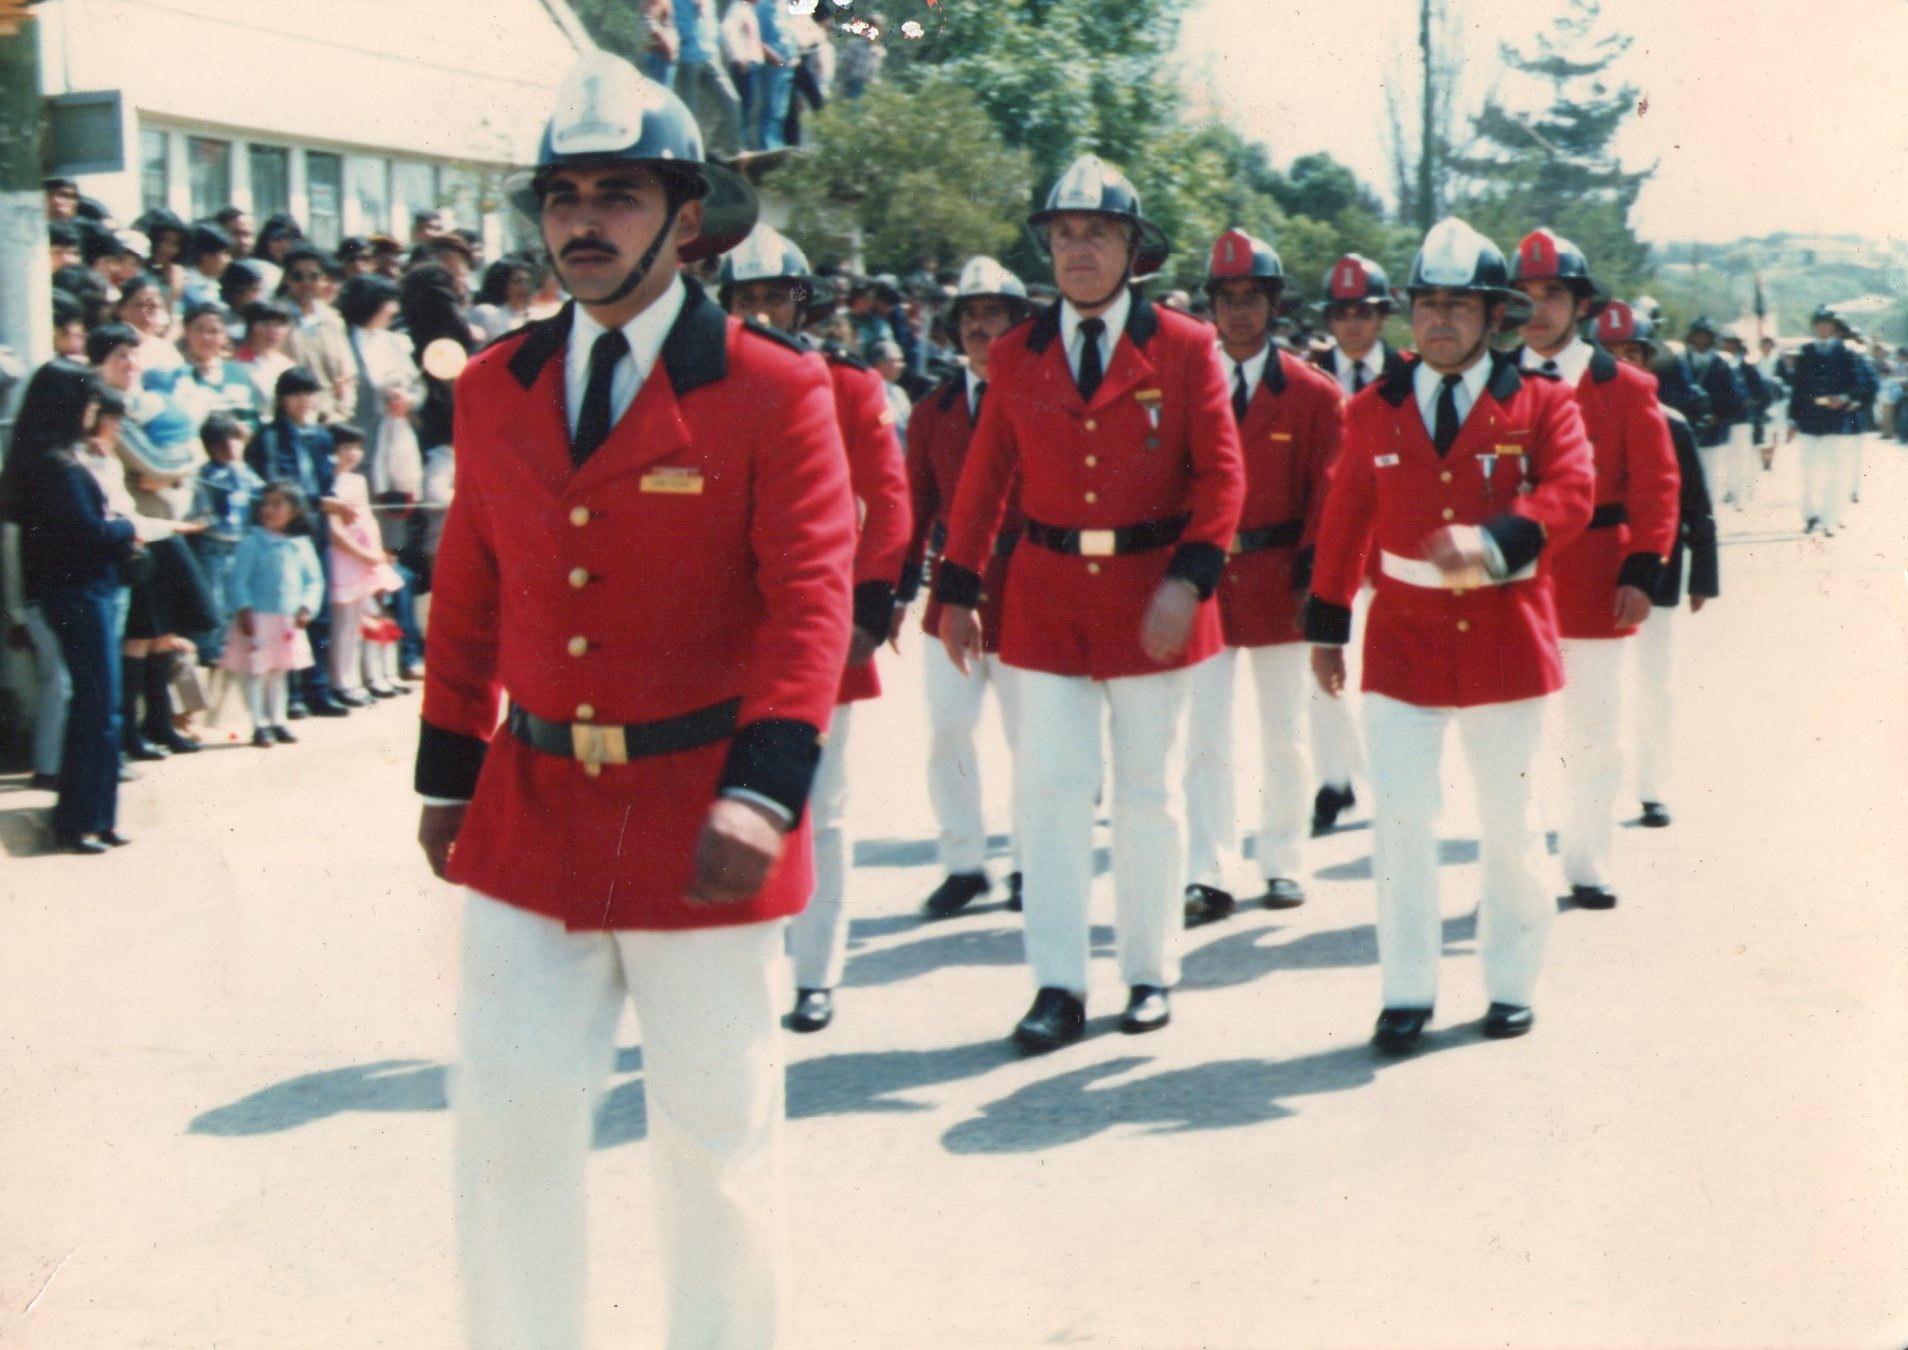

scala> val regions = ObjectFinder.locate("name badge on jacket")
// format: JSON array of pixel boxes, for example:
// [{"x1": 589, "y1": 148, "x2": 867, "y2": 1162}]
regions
[{"x1": 640, "y1": 466, "x2": 705, "y2": 495}]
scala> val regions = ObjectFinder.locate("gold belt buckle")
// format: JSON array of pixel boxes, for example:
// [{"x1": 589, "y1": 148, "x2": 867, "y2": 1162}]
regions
[
  {"x1": 571, "y1": 723, "x2": 630, "y2": 765},
  {"x1": 1079, "y1": 529, "x2": 1116, "y2": 557}
]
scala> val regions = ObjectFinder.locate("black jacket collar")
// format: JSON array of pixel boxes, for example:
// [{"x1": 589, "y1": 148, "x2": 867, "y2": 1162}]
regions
[
  {"x1": 935, "y1": 375, "x2": 966, "y2": 414},
  {"x1": 1379, "y1": 348, "x2": 1522, "y2": 407},
  {"x1": 505, "y1": 277, "x2": 729, "y2": 397},
  {"x1": 1260, "y1": 346, "x2": 1288, "y2": 395},
  {"x1": 1025, "y1": 287, "x2": 1159, "y2": 355}
]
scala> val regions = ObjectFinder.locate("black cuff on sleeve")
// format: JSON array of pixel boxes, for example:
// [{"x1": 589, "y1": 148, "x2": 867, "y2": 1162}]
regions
[
  {"x1": 932, "y1": 560, "x2": 983, "y2": 609},
  {"x1": 415, "y1": 719, "x2": 488, "y2": 799},
  {"x1": 718, "y1": 718, "x2": 825, "y2": 821},
  {"x1": 1616, "y1": 551, "x2": 1662, "y2": 595},
  {"x1": 1482, "y1": 513, "x2": 1547, "y2": 575},
  {"x1": 1303, "y1": 597, "x2": 1353, "y2": 645},
  {"x1": 1166, "y1": 541, "x2": 1227, "y2": 600},
  {"x1": 853, "y1": 580, "x2": 896, "y2": 636},
  {"x1": 1292, "y1": 544, "x2": 1316, "y2": 594},
  {"x1": 895, "y1": 560, "x2": 923, "y2": 606}
]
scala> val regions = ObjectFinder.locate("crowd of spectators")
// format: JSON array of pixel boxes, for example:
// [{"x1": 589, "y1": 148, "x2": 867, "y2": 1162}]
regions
[{"x1": 3, "y1": 181, "x2": 555, "y2": 851}]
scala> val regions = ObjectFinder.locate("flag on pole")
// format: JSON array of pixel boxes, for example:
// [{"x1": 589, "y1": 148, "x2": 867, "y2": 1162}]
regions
[{"x1": 1753, "y1": 271, "x2": 1767, "y2": 341}]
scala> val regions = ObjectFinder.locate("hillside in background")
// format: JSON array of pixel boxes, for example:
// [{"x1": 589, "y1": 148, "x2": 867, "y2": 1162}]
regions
[{"x1": 1646, "y1": 233, "x2": 1908, "y2": 344}]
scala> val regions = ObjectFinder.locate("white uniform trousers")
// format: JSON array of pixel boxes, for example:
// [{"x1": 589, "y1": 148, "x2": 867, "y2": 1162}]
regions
[
  {"x1": 454, "y1": 891, "x2": 787, "y2": 1350},
  {"x1": 1697, "y1": 441, "x2": 1727, "y2": 508},
  {"x1": 1309, "y1": 593, "x2": 1366, "y2": 791},
  {"x1": 787, "y1": 702, "x2": 854, "y2": 990},
  {"x1": 1725, "y1": 421, "x2": 1758, "y2": 503},
  {"x1": 1555, "y1": 637, "x2": 1628, "y2": 888},
  {"x1": 1186, "y1": 643, "x2": 1309, "y2": 889},
  {"x1": 1364, "y1": 692, "x2": 1553, "y2": 1010},
  {"x1": 923, "y1": 642, "x2": 1021, "y2": 875},
  {"x1": 1798, "y1": 433, "x2": 1854, "y2": 530},
  {"x1": 1631, "y1": 602, "x2": 1677, "y2": 804},
  {"x1": 1014, "y1": 666, "x2": 1191, "y2": 996}
]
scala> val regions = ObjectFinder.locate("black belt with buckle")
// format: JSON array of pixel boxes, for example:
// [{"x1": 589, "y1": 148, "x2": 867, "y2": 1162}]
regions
[
  {"x1": 1023, "y1": 514, "x2": 1188, "y2": 558},
  {"x1": 506, "y1": 697, "x2": 741, "y2": 766},
  {"x1": 1228, "y1": 519, "x2": 1304, "y2": 554},
  {"x1": 1588, "y1": 502, "x2": 1629, "y2": 529}
]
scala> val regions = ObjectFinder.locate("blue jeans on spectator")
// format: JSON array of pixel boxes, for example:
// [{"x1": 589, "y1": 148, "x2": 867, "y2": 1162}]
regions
[
  {"x1": 758, "y1": 63, "x2": 794, "y2": 150},
  {"x1": 644, "y1": 53, "x2": 677, "y2": 88},
  {"x1": 41, "y1": 580, "x2": 125, "y2": 838},
  {"x1": 299, "y1": 533, "x2": 337, "y2": 708},
  {"x1": 190, "y1": 535, "x2": 239, "y2": 666},
  {"x1": 389, "y1": 560, "x2": 425, "y2": 670},
  {"x1": 731, "y1": 63, "x2": 761, "y2": 150}
]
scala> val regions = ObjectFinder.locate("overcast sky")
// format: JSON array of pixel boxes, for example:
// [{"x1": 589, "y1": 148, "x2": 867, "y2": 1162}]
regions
[{"x1": 1178, "y1": 0, "x2": 1908, "y2": 246}]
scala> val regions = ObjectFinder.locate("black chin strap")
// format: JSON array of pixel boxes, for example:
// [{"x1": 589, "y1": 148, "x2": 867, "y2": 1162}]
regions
[{"x1": 591, "y1": 197, "x2": 683, "y2": 308}]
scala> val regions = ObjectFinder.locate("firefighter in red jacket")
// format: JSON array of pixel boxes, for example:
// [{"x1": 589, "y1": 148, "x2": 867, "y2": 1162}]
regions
[
  {"x1": 902, "y1": 256, "x2": 1033, "y2": 919},
  {"x1": 1305, "y1": 253, "x2": 1408, "y2": 833},
  {"x1": 936, "y1": 154, "x2": 1245, "y2": 1052},
  {"x1": 1508, "y1": 229, "x2": 1679, "y2": 911},
  {"x1": 718, "y1": 223, "x2": 912, "y2": 1034},
  {"x1": 1184, "y1": 228, "x2": 1344, "y2": 924},
  {"x1": 1307, "y1": 218, "x2": 1594, "y2": 1053},
  {"x1": 413, "y1": 54, "x2": 856, "y2": 1349}
]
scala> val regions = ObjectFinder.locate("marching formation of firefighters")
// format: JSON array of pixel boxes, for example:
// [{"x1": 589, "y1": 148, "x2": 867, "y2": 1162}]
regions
[{"x1": 407, "y1": 52, "x2": 1878, "y2": 1350}]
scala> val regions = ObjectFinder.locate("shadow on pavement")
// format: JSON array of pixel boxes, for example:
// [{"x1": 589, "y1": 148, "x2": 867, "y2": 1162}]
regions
[
  {"x1": 855, "y1": 832, "x2": 1016, "y2": 870},
  {"x1": 943, "y1": 1032, "x2": 1478, "y2": 1153},
  {"x1": 1181, "y1": 911, "x2": 1476, "y2": 988},
  {"x1": 189, "y1": 1059, "x2": 449, "y2": 1136},
  {"x1": 844, "y1": 924, "x2": 1113, "y2": 988}
]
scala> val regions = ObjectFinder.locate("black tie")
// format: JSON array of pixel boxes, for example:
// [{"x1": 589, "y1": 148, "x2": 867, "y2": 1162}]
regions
[
  {"x1": 1352, "y1": 363, "x2": 1368, "y2": 393},
  {"x1": 1076, "y1": 317, "x2": 1106, "y2": 403},
  {"x1": 1542, "y1": 358, "x2": 1560, "y2": 379},
  {"x1": 1232, "y1": 363, "x2": 1250, "y2": 423},
  {"x1": 1433, "y1": 372, "x2": 1463, "y2": 457},
  {"x1": 972, "y1": 379, "x2": 986, "y2": 421},
  {"x1": 572, "y1": 328, "x2": 630, "y2": 468}
]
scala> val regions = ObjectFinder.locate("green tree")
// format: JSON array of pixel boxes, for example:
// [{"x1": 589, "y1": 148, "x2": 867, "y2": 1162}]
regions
[
  {"x1": 773, "y1": 75, "x2": 1034, "y2": 273},
  {"x1": 1451, "y1": 0, "x2": 1654, "y2": 297},
  {"x1": 565, "y1": 0, "x2": 650, "y2": 65}
]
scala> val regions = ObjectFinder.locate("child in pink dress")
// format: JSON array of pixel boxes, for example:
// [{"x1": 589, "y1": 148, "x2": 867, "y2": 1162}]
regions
[
  {"x1": 219, "y1": 481, "x2": 324, "y2": 747},
  {"x1": 325, "y1": 427, "x2": 404, "y2": 704}
]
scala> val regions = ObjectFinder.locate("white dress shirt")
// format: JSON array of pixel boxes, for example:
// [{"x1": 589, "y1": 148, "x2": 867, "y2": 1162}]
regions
[
  {"x1": 1224, "y1": 341, "x2": 1272, "y2": 401},
  {"x1": 1332, "y1": 343, "x2": 1385, "y2": 396},
  {"x1": 1059, "y1": 289, "x2": 1131, "y2": 384},
  {"x1": 1519, "y1": 334, "x2": 1591, "y2": 387},
  {"x1": 565, "y1": 276, "x2": 688, "y2": 440},
  {"x1": 1413, "y1": 352, "x2": 1492, "y2": 441}
]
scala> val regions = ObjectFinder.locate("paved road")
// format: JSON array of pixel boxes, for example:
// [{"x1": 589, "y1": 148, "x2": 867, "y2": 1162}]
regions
[{"x1": 4, "y1": 443, "x2": 1905, "y2": 1349}]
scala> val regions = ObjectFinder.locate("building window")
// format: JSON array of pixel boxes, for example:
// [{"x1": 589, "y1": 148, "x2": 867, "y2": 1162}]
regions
[
  {"x1": 249, "y1": 144, "x2": 291, "y2": 220},
  {"x1": 188, "y1": 135, "x2": 232, "y2": 220},
  {"x1": 140, "y1": 128, "x2": 169, "y2": 212},
  {"x1": 306, "y1": 151, "x2": 343, "y2": 250},
  {"x1": 392, "y1": 160, "x2": 440, "y2": 237},
  {"x1": 348, "y1": 155, "x2": 390, "y2": 238}
]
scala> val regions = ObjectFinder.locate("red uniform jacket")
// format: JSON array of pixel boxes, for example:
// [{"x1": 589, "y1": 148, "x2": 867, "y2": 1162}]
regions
[
  {"x1": 1524, "y1": 344, "x2": 1680, "y2": 640},
  {"x1": 415, "y1": 284, "x2": 857, "y2": 930},
  {"x1": 903, "y1": 375, "x2": 1022, "y2": 652},
  {"x1": 824, "y1": 347, "x2": 912, "y2": 703},
  {"x1": 1218, "y1": 348, "x2": 1343, "y2": 648},
  {"x1": 1307, "y1": 351, "x2": 1595, "y2": 708},
  {"x1": 935, "y1": 291, "x2": 1245, "y2": 680}
]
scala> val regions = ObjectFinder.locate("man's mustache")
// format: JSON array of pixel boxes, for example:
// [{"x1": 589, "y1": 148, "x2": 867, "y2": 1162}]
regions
[{"x1": 561, "y1": 242, "x2": 618, "y2": 261}]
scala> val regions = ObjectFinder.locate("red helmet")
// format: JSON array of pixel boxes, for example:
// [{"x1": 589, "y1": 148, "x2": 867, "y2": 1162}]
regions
[
  {"x1": 1593, "y1": 299, "x2": 1655, "y2": 351},
  {"x1": 1319, "y1": 253, "x2": 1395, "y2": 312},
  {"x1": 1510, "y1": 228, "x2": 1609, "y2": 317},
  {"x1": 1203, "y1": 228, "x2": 1287, "y2": 301}
]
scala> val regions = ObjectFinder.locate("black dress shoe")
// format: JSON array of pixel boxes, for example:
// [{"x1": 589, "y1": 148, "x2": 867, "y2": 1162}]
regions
[
  {"x1": 96, "y1": 829, "x2": 132, "y2": 847},
  {"x1": 124, "y1": 737, "x2": 169, "y2": 762},
  {"x1": 1262, "y1": 877, "x2": 1305, "y2": 909},
  {"x1": 787, "y1": 988, "x2": 833, "y2": 1033},
  {"x1": 1184, "y1": 883, "x2": 1235, "y2": 925},
  {"x1": 1311, "y1": 784, "x2": 1356, "y2": 835},
  {"x1": 1371, "y1": 1007, "x2": 1432, "y2": 1054},
  {"x1": 252, "y1": 730, "x2": 276, "y2": 748},
  {"x1": 307, "y1": 698, "x2": 351, "y2": 718},
  {"x1": 1482, "y1": 1003, "x2": 1534, "y2": 1039},
  {"x1": 55, "y1": 833, "x2": 110, "y2": 855},
  {"x1": 923, "y1": 870, "x2": 989, "y2": 917},
  {"x1": 1570, "y1": 884, "x2": 1617, "y2": 910},
  {"x1": 367, "y1": 683, "x2": 402, "y2": 699},
  {"x1": 1639, "y1": 801, "x2": 1672, "y2": 828},
  {"x1": 1006, "y1": 870, "x2": 1023, "y2": 912},
  {"x1": 1012, "y1": 987, "x2": 1085, "y2": 1053},
  {"x1": 271, "y1": 725, "x2": 297, "y2": 744},
  {"x1": 1120, "y1": 985, "x2": 1171, "y2": 1034},
  {"x1": 334, "y1": 690, "x2": 374, "y2": 708},
  {"x1": 151, "y1": 729, "x2": 200, "y2": 754},
  {"x1": 285, "y1": 701, "x2": 310, "y2": 720},
  {"x1": 29, "y1": 772, "x2": 60, "y2": 792}
]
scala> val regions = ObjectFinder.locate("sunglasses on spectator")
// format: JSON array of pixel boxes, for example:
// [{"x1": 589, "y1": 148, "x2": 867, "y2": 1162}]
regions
[{"x1": 288, "y1": 269, "x2": 324, "y2": 282}]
